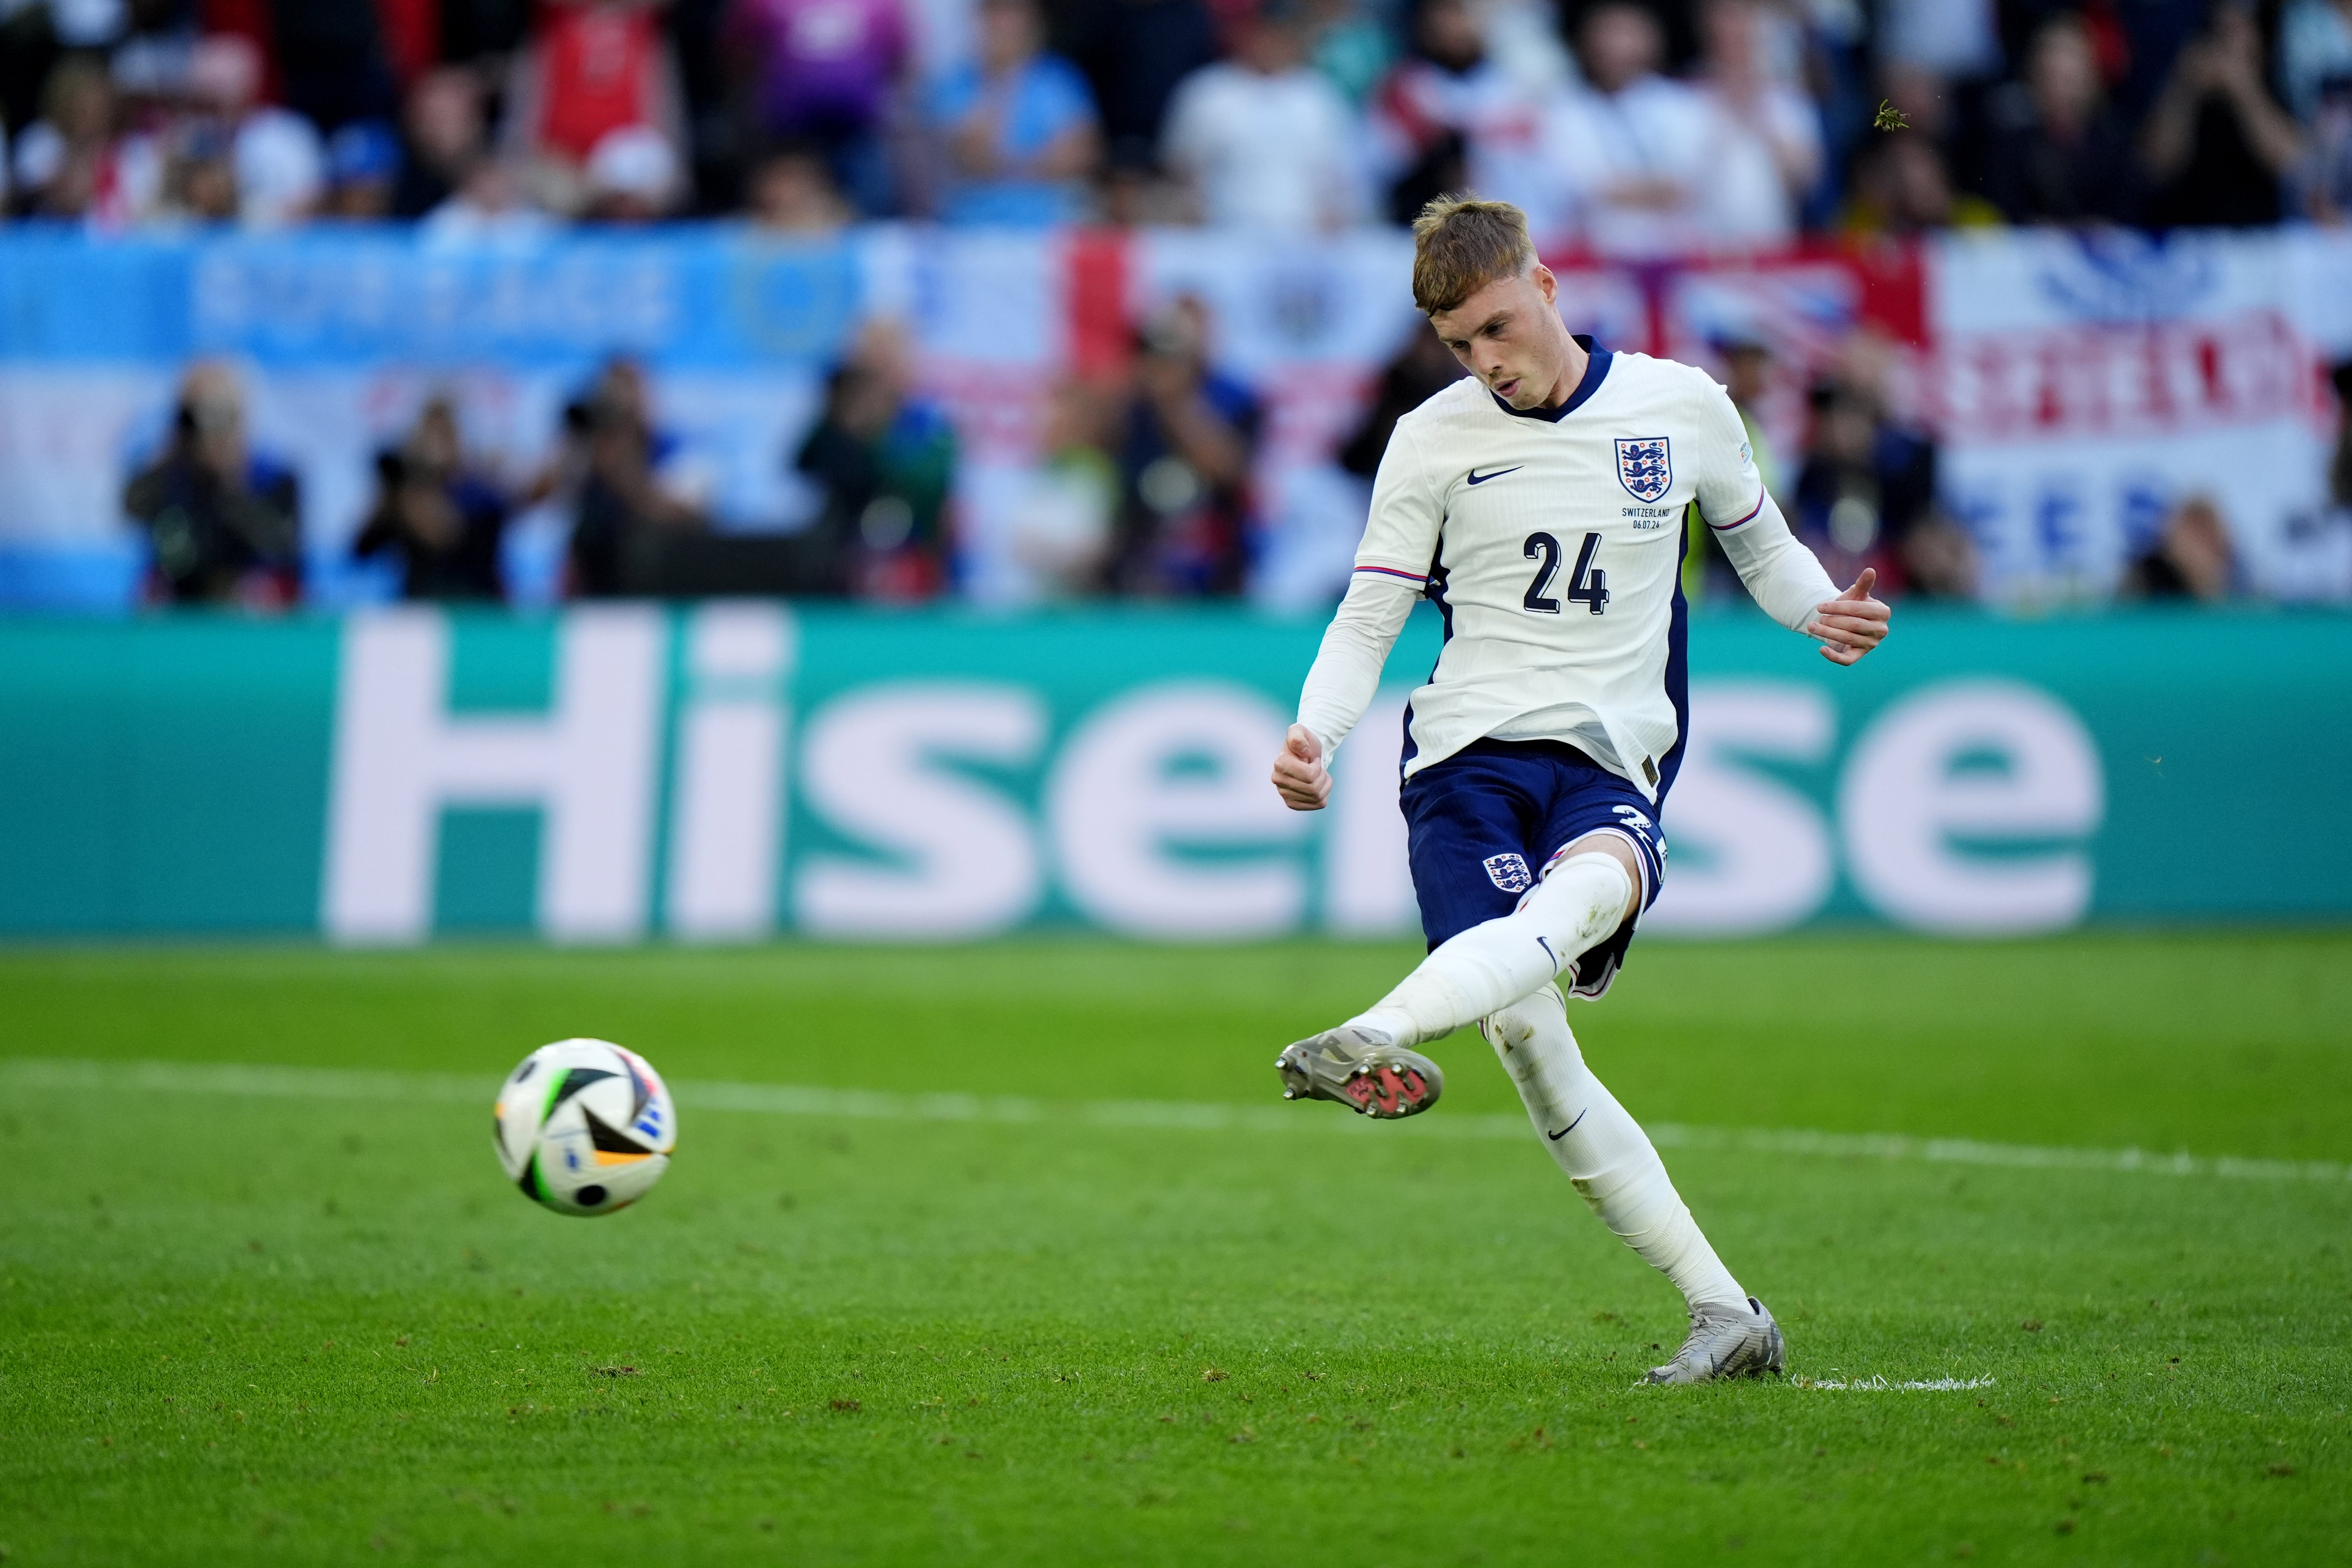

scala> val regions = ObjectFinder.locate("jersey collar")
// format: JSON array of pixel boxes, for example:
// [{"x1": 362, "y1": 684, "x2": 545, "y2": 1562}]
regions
[{"x1": 1489, "y1": 335, "x2": 1611, "y2": 424}]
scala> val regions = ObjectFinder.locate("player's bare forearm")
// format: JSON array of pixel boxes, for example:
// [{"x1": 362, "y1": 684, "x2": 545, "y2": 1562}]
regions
[
  {"x1": 1805, "y1": 566, "x2": 1891, "y2": 666},
  {"x1": 1271, "y1": 723, "x2": 1331, "y2": 811}
]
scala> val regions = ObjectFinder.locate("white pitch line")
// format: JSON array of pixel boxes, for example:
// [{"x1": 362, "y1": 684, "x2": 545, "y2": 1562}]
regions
[{"x1": 4, "y1": 1057, "x2": 2347, "y2": 1186}]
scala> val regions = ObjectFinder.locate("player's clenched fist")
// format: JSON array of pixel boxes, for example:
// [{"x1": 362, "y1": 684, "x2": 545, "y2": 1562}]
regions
[{"x1": 1272, "y1": 723, "x2": 1331, "y2": 811}]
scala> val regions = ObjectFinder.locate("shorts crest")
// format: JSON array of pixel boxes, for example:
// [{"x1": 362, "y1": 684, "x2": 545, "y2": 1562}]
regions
[
  {"x1": 1615, "y1": 437, "x2": 1672, "y2": 503},
  {"x1": 1482, "y1": 853, "x2": 1533, "y2": 894}
]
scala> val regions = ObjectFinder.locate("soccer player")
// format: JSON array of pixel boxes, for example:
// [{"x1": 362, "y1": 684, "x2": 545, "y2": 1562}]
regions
[{"x1": 1270, "y1": 196, "x2": 1889, "y2": 1384}]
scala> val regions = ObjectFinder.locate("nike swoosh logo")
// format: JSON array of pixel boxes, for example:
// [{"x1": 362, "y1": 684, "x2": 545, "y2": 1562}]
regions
[
  {"x1": 1466, "y1": 466, "x2": 1523, "y2": 485},
  {"x1": 1546, "y1": 1107, "x2": 1590, "y2": 1141}
]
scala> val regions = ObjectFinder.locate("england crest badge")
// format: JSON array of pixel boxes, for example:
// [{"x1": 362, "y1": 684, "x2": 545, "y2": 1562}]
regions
[
  {"x1": 1482, "y1": 853, "x2": 1533, "y2": 894},
  {"x1": 1615, "y1": 437, "x2": 1672, "y2": 503}
]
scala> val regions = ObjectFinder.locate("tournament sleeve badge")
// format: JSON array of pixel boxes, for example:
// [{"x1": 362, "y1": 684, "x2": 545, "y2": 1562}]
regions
[{"x1": 1615, "y1": 437, "x2": 1672, "y2": 503}]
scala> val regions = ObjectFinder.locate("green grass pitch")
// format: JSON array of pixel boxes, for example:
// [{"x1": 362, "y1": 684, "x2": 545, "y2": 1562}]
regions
[{"x1": 1, "y1": 931, "x2": 2347, "y2": 1564}]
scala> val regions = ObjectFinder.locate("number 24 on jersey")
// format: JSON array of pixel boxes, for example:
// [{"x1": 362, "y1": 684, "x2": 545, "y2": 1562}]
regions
[{"x1": 1524, "y1": 531, "x2": 1609, "y2": 616}]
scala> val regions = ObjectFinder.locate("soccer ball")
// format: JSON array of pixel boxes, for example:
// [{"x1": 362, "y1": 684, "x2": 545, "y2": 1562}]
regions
[{"x1": 494, "y1": 1039, "x2": 676, "y2": 1216}]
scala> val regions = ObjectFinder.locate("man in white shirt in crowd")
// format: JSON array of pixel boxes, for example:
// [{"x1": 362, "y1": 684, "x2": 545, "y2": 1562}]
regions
[
  {"x1": 186, "y1": 33, "x2": 327, "y2": 228},
  {"x1": 1161, "y1": 0, "x2": 1364, "y2": 231},
  {"x1": 1267, "y1": 196, "x2": 1887, "y2": 1383},
  {"x1": 1693, "y1": 0, "x2": 1824, "y2": 246},
  {"x1": 1542, "y1": 1, "x2": 1717, "y2": 255}
]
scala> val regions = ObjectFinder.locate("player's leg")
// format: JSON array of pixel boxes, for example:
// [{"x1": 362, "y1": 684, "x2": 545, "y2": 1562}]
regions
[
  {"x1": 1482, "y1": 983, "x2": 1783, "y2": 1382},
  {"x1": 1275, "y1": 747, "x2": 1545, "y2": 1120},
  {"x1": 1341, "y1": 831, "x2": 1638, "y2": 1050}
]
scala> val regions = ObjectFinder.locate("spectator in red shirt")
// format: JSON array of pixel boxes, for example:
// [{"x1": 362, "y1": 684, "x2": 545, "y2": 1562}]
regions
[{"x1": 507, "y1": 0, "x2": 688, "y2": 213}]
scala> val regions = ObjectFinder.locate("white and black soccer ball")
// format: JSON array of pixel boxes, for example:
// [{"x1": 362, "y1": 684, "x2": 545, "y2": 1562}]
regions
[{"x1": 494, "y1": 1039, "x2": 676, "y2": 1217}]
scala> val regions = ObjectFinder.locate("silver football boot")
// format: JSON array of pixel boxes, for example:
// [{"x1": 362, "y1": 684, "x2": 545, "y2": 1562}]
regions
[
  {"x1": 1275, "y1": 1026, "x2": 1444, "y2": 1120},
  {"x1": 1645, "y1": 1296, "x2": 1786, "y2": 1384}
]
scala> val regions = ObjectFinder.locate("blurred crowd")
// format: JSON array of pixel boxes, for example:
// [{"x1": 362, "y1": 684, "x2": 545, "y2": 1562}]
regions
[
  {"x1": 45, "y1": 0, "x2": 2352, "y2": 610},
  {"x1": 128, "y1": 310, "x2": 2352, "y2": 609},
  {"x1": 6, "y1": 0, "x2": 2352, "y2": 239},
  {"x1": 121, "y1": 289, "x2": 1295, "y2": 606}
]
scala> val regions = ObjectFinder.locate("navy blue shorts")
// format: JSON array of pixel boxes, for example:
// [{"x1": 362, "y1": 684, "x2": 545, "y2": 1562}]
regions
[{"x1": 1397, "y1": 738, "x2": 1667, "y2": 1000}]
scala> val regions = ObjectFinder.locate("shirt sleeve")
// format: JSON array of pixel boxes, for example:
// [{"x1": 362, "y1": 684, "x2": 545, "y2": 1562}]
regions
[
  {"x1": 1688, "y1": 374, "x2": 1839, "y2": 633},
  {"x1": 1294, "y1": 417, "x2": 1443, "y2": 754},
  {"x1": 1158, "y1": 72, "x2": 1208, "y2": 171},
  {"x1": 1353, "y1": 415, "x2": 1444, "y2": 578},
  {"x1": 1295, "y1": 571, "x2": 1419, "y2": 756}
]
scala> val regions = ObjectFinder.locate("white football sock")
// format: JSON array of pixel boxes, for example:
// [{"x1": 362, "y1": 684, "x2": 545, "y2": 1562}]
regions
[
  {"x1": 1481, "y1": 983, "x2": 1747, "y2": 1313},
  {"x1": 1349, "y1": 852, "x2": 1632, "y2": 1047}
]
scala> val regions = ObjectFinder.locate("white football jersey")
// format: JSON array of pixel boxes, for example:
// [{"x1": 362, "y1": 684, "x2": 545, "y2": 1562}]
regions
[{"x1": 1309, "y1": 339, "x2": 1837, "y2": 798}]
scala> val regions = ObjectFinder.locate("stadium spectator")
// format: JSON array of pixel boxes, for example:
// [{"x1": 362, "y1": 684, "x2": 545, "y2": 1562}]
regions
[
  {"x1": 565, "y1": 356, "x2": 707, "y2": 596},
  {"x1": 794, "y1": 321, "x2": 957, "y2": 599},
  {"x1": 375, "y1": 0, "x2": 443, "y2": 90},
  {"x1": 2264, "y1": 359, "x2": 2352, "y2": 596},
  {"x1": 1979, "y1": 13, "x2": 2144, "y2": 225},
  {"x1": 1874, "y1": 0, "x2": 2000, "y2": 86},
  {"x1": 582, "y1": 122, "x2": 683, "y2": 218},
  {"x1": 439, "y1": 0, "x2": 535, "y2": 64},
  {"x1": 1060, "y1": 0, "x2": 1218, "y2": 171},
  {"x1": 729, "y1": 0, "x2": 910, "y2": 214},
  {"x1": 1108, "y1": 295, "x2": 1258, "y2": 597},
  {"x1": 1338, "y1": 324, "x2": 1463, "y2": 481},
  {"x1": 1004, "y1": 377, "x2": 1121, "y2": 600},
  {"x1": 263, "y1": 0, "x2": 400, "y2": 131},
  {"x1": 122, "y1": 362, "x2": 301, "y2": 607},
  {"x1": 1304, "y1": 0, "x2": 1394, "y2": 107},
  {"x1": 1479, "y1": 0, "x2": 1577, "y2": 95},
  {"x1": 1791, "y1": 339, "x2": 1972, "y2": 599},
  {"x1": 2299, "y1": 72, "x2": 2352, "y2": 220},
  {"x1": 1543, "y1": 2, "x2": 1719, "y2": 256},
  {"x1": 1839, "y1": 129, "x2": 2002, "y2": 235},
  {"x1": 2281, "y1": 0, "x2": 2352, "y2": 123},
  {"x1": 505, "y1": 0, "x2": 686, "y2": 215},
  {"x1": 2123, "y1": 494, "x2": 2236, "y2": 600},
  {"x1": 926, "y1": 0, "x2": 1099, "y2": 224},
  {"x1": 149, "y1": 117, "x2": 241, "y2": 227},
  {"x1": 1159, "y1": 0, "x2": 1360, "y2": 231},
  {"x1": 392, "y1": 65, "x2": 488, "y2": 218},
  {"x1": 355, "y1": 395, "x2": 514, "y2": 600},
  {"x1": 1692, "y1": 0, "x2": 1823, "y2": 247},
  {"x1": 110, "y1": 7, "x2": 205, "y2": 114},
  {"x1": 1368, "y1": 0, "x2": 1558, "y2": 231},
  {"x1": 2140, "y1": 1, "x2": 2302, "y2": 229},
  {"x1": 321, "y1": 119, "x2": 402, "y2": 217},
  {"x1": 180, "y1": 33, "x2": 327, "y2": 228},
  {"x1": 420, "y1": 154, "x2": 555, "y2": 243},
  {"x1": 10, "y1": 53, "x2": 157, "y2": 222},
  {"x1": 744, "y1": 140, "x2": 853, "y2": 231}
]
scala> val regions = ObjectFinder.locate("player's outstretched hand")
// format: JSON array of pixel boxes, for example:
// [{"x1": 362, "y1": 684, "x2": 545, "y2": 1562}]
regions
[
  {"x1": 1807, "y1": 567, "x2": 1891, "y2": 666},
  {"x1": 1272, "y1": 723, "x2": 1332, "y2": 811}
]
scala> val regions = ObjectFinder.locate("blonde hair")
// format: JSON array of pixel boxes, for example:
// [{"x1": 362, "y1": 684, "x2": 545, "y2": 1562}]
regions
[{"x1": 1411, "y1": 195, "x2": 1537, "y2": 316}]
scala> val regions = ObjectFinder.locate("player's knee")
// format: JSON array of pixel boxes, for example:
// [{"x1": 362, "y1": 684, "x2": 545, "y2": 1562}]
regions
[
  {"x1": 1525, "y1": 849, "x2": 1635, "y2": 943},
  {"x1": 1481, "y1": 985, "x2": 1579, "y2": 1072}
]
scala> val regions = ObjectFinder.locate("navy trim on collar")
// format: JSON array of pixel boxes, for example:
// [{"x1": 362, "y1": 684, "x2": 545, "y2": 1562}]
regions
[{"x1": 1489, "y1": 335, "x2": 1612, "y2": 423}]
